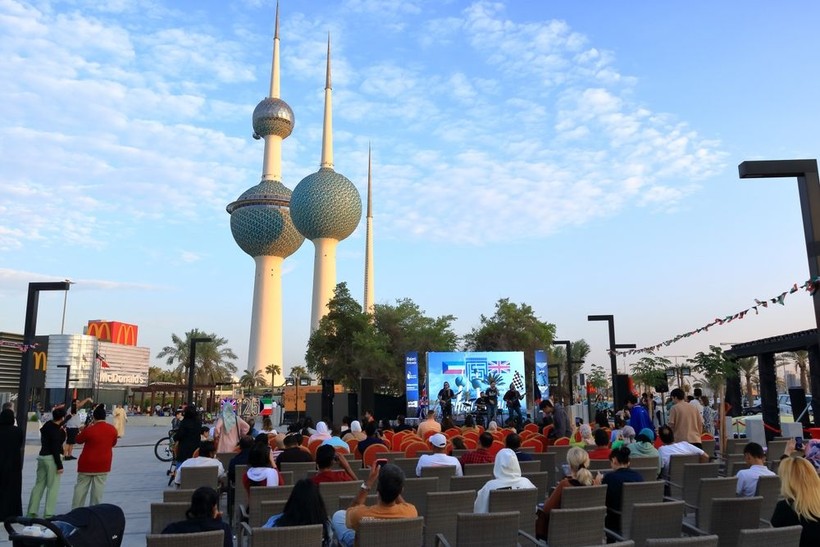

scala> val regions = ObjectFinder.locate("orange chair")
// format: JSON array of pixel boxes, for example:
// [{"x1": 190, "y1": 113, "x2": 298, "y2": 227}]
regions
[
  {"x1": 519, "y1": 430, "x2": 536, "y2": 440},
  {"x1": 422, "y1": 429, "x2": 438, "y2": 441},
  {"x1": 524, "y1": 423, "x2": 539, "y2": 434},
  {"x1": 462, "y1": 430, "x2": 479, "y2": 442},
  {"x1": 462, "y1": 437, "x2": 477, "y2": 450},
  {"x1": 541, "y1": 425, "x2": 554, "y2": 439},
  {"x1": 333, "y1": 445, "x2": 349, "y2": 455},
  {"x1": 362, "y1": 443, "x2": 389, "y2": 468},
  {"x1": 476, "y1": 425, "x2": 485, "y2": 435},
  {"x1": 399, "y1": 436, "x2": 422, "y2": 452},
  {"x1": 553, "y1": 437, "x2": 570, "y2": 446},
  {"x1": 522, "y1": 438, "x2": 544, "y2": 452},
  {"x1": 301, "y1": 436, "x2": 309, "y2": 447},
  {"x1": 701, "y1": 433, "x2": 714, "y2": 441},
  {"x1": 382, "y1": 429, "x2": 394, "y2": 443},
  {"x1": 499, "y1": 429, "x2": 514, "y2": 440},
  {"x1": 308, "y1": 438, "x2": 323, "y2": 458},
  {"x1": 393, "y1": 430, "x2": 411, "y2": 445},
  {"x1": 403, "y1": 441, "x2": 429, "y2": 458},
  {"x1": 489, "y1": 440, "x2": 505, "y2": 456},
  {"x1": 346, "y1": 438, "x2": 359, "y2": 455},
  {"x1": 444, "y1": 428, "x2": 461, "y2": 439}
]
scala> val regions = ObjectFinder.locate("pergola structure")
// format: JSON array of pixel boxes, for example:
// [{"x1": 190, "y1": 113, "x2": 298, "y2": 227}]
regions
[
  {"x1": 724, "y1": 328, "x2": 820, "y2": 440},
  {"x1": 131, "y1": 382, "x2": 221, "y2": 413}
]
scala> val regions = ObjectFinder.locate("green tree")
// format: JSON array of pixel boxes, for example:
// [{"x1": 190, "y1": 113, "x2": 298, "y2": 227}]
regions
[
  {"x1": 631, "y1": 355, "x2": 671, "y2": 396},
  {"x1": 778, "y1": 351, "x2": 809, "y2": 392},
  {"x1": 290, "y1": 365, "x2": 309, "y2": 381},
  {"x1": 265, "y1": 363, "x2": 282, "y2": 387},
  {"x1": 464, "y1": 298, "x2": 555, "y2": 405},
  {"x1": 148, "y1": 366, "x2": 178, "y2": 383},
  {"x1": 735, "y1": 357, "x2": 758, "y2": 404},
  {"x1": 156, "y1": 329, "x2": 238, "y2": 384},
  {"x1": 550, "y1": 340, "x2": 590, "y2": 404},
  {"x1": 240, "y1": 369, "x2": 266, "y2": 391},
  {"x1": 588, "y1": 364, "x2": 610, "y2": 396},
  {"x1": 305, "y1": 283, "x2": 394, "y2": 391},
  {"x1": 688, "y1": 345, "x2": 738, "y2": 452}
]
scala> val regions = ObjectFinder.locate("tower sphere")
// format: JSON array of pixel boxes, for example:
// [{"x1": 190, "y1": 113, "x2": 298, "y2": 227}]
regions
[
  {"x1": 290, "y1": 168, "x2": 362, "y2": 241},
  {"x1": 227, "y1": 180, "x2": 305, "y2": 257},
  {"x1": 252, "y1": 97, "x2": 295, "y2": 139}
]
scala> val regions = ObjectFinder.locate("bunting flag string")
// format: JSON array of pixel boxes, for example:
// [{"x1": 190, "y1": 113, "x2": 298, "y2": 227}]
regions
[
  {"x1": 609, "y1": 276, "x2": 820, "y2": 357},
  {"x1": 0, "y1": 340, "x2": 38, "y2": 352}
]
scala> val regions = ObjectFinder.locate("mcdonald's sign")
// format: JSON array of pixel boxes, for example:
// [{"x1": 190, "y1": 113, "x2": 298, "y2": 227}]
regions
[
  {"x1": 33, "y1": 351, "x2": 47, "y2": 371},
  {"x1": 86, "y1": 321, "x2": 139, "y2": 346}
]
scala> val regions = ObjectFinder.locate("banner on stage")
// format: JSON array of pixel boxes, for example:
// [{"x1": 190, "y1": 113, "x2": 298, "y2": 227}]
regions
[
  {"x1": 535, "y1": 349, "x2": 549, "y2": 401},
  {"x1": 405, "y1": 351, "x2": 419, "y2": 416}
]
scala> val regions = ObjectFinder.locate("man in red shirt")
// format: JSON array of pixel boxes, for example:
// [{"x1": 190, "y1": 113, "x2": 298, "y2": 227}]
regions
[
  {"x1": 71, "y1": 404, "x2": 118, "y2": 508},
  {"x1": 588, "y1": 429, "x2": 613, "y2": 460},
  {"x1": 460, "y1": 432, "x2": 495, "y2": 467},
  {"x1": 312, "y1": 445, "x2": 357, "y2": 485}
]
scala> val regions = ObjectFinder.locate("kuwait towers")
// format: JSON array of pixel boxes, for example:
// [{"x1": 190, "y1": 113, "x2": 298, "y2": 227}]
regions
[
  {"x1": 363, "y1": 146, "x2": 374, "y2": 315},
  {"x1": 226, "y1": 5, "x2": 303, "y2": 381},
  {"x1": 291, "y1": 37, "x2": 362, "y2": 331}
]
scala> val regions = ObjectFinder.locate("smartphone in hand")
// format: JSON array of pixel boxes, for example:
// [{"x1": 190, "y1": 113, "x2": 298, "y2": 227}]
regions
[
  {"x1": 375, "y1": 458, "x2": 388, "y2": 468},
  {"x1": 796, "y1": 436, "x2": 804, "y2": 451}
]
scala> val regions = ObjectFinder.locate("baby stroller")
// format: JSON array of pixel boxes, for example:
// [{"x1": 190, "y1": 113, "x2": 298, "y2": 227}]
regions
[{"x1": 4, "y1": 504, "x2": 125, "y2": 547}]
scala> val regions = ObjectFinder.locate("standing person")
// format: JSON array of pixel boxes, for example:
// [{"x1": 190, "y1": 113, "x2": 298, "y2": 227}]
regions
[
  {"x1": 503, "y1": 384, "x2": 524, "y2": 429},
  {"x1": 437, "y1": 382, "x2": 455, "y2": 419},
  {"x1": 213, "y1": 400, "x2": 250, "y2": 454},
  {"x1": 63, "y1": 397, "x2": 92, "y2": 460},
  {"x1": 625, "y1": 394, "x2": 653, "y2": 434},
  {"x1": 26, "y1": 407, "x2": 67, "y2": 518},
  {"x1": 72, "y1": 404, "x2": 118, "y2": 508},
  {"x1": 485, "y1": 380, "x2": 499, "y2": 425},
  {"x1": 174, "y1": 406, "x2": 202, "y2": 464},
  {"x1": 700, "y1": 396, "x2": 716, "y2": 436},
  {"x1": 667, "y1": 388, "x2": 704, "y2": 448},
  {"x1": 540, "y1": 399, "x2": 570, "y2": 439},
  {"x1": 0, "y1": 408, "x2": 24, "y2": 521},
  {"x1": 112, "y1": 404, "x2": 127, "y2": 438}
]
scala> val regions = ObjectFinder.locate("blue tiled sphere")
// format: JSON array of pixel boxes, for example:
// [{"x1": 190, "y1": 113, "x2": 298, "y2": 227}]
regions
[
  {"x1": 226, "y1": 180, "x2": 304, "y2": 258},
  {"x1": 252, "y1": 98, "x2": 294, "y2": 139},
  {"x1": 290, "y1": 168, "x2": 362, "y2": 241}
]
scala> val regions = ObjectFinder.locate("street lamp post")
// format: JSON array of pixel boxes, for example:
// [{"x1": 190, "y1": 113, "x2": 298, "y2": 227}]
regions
[
  {"x1": 587, "y1": 314, "x2": 637, "y2": 411},
  {"x1": 187, "y1": 337, "x2": 212, "y2": 409},
  {"x1": 17, "y1": 281, "x2": 72, "y2": 460},
  {"x1": 55, "y1": 364, "x2": 78, "y2": 408}
]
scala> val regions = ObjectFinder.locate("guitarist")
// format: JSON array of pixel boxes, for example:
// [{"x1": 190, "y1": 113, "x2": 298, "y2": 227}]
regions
[{"x1": 437, "y1": 382, "x2": 455, "y2": 419}]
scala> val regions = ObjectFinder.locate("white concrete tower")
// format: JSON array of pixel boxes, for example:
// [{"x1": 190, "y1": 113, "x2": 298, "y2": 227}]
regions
[
  {"x1": 226, "y1": 3, "x2": 303, "y2": 383},
  {"x1": 290, "y1": 35, "x2": 362, "y2": 332},
  {"x1": 363, "y1": 145, "x2": 375, "y2": 315}
]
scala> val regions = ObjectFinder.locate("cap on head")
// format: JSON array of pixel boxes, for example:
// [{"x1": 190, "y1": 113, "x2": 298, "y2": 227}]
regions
[{"x1": 429, "y1": 433, "x2": 447, "y2": 448}]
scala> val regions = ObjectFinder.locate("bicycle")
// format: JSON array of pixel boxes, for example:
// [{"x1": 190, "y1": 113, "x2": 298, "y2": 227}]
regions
[{"x1": 154, "y1": 429, "x2": 175, "y2": 462}]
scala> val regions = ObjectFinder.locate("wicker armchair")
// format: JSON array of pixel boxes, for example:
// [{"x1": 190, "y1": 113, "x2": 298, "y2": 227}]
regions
[
  {"x1": 162, "y1": 489, "x2": 196, "y2": 503},
  {"x1": 519, "y1": 506, "x2": 606, "y2": 547},
  {"x1": 737, "y1": 525, "x2": 803, "y2": 547},
  {"x1": 401, "y1": 477, "x2": 438, "y2": 516},
  {"x1": 145, "y1": 530, "x2": 224, "y2": 547},
  {"x1": 435, "y1": 511, "x2": 519, "y2": 546},
  {"x1": 420, "y1": 465, "x2": 458, "y2": 491},
  {"x1": 665, "y1": 455, "x2": 702, "y2": 498},
  {"x1": 606, "y1": 500, "x2": 685, "y2": 546},
  {"x1": 424, "y1": 490, "x2": 476, "y2": 546},
  {"x1": 149, "y1": 502, "x2": 189, "y2": 534},
  {"x1": 560, "y1": 484, "x2": 607, "y2": 509},
  {"x1": 178, "y1": 465, "x2": 219, "y2": 490},
  {"x1": 681, "y1": 478, "x2": 737, "y2": 530},
  {"x1": 488, "y1": 488, "x2": 539, "y2": 536},
  {"x1": 605, "y1": 481, "x2": 665, "y2": 538},
  {"x1": 357, "y1": 517, "x2": 423, "y2": 546},
  {"x1": 682, "y1": 497, "x2": 763, "y2": 547},
  {"x1": 645, "y1": 537, "x2": 718, "y2": 547},
  {"x1": 449, "y1": 475, "x2": 492, "y2": 494},
  {"x1": 318, "y1": 481, "x2": 361, "y2": 515},
  {"x1": 463, "y1": 463, "x2": 494, "y2": 476},
  {"x1": 240, "y1": 523, "x2": 324, "y2": 547},
  {"x1": 754, "y1": 474, "x2": 781, "y2": 525}
]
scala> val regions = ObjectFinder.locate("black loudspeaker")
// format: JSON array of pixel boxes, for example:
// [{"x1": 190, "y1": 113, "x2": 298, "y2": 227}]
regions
[
  {"x1": 789, "y1": 387, "x2": 811, "y2": 427},
  {"x1": 322, "y1": 379, "x2": 335, "y2": 423},
  {"x1": 360, "y1": 378, "x2": 374, "y2": 419},
  {"x1": 655, "y1": 380, "x2": 669, "y2": 393},
  {"x1": 613, "y1": 374, "x2": 631, "y2": 411}
]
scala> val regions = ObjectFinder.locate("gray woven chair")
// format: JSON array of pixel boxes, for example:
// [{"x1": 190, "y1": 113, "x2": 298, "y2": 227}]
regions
[
  {"x1": 488, "y1": 487, "x2": 539, "y2": 536},
  {"x1": 645, "y1": 536, "x2": 718, "y2": 547},
  {"x1": 178, "y1": 465, "x2": 219, "y2": 490},
  {"x1": 420, "y1": 465, "x2": 459, "y2": 491},
  {"x1": 356, "y1": 468, "x2": 372, "y2": 480},
  {"x1": 244, "y1": 524, "x2": 324, "y2": 547},
  {"x1": 451, "y1": 449, "x2": 468, "y2": 459},
  {"x1": 241, "y1": 485, "x2": 294, "y2": 527},
  {"x1": 379, "y1": 451, "x2": 408, "y2": 462},
  {"x1": 765, "y1": 440, "x2": 789, "y2": 461},
  {"x1": 700, "y1": 439, "x2": 716, "y2": 459},
  {"x1": 682, "y1": 477, "x2": 737, "y2": 529},
  {"x1": 358, "y1": 517, "x2": 424, "y2": 547},
  {"x1": 449, "y1": 475, "x2": 492, "y2": 495},
  {"x1": 737, "y1": 525, "x2": 803, "y2": 547},
  {"x1": 150, "y1": 502, "x2": 189, "y2": 534},
  {"x1": 754, "y1": 474, "x2": 781, "y2": 525},
  {"x1": 542, "y1": 506, "x2": 607, "y2": 547},
  {"x1": 630, "y1": 456, "x2": 661, "y2": 470},
  {"x1": 278, "y1": 471, "x2": 294, "y2": 485},
  {"x1": 522, "y1": 472, "x2": 550, "y2": 502},
  {"x1": 146, "y1": 530, "x2": 224, "y2": 547},
  {"x1": 216, "y1": 452, "x2": 234, "y2": 472},
  {"x1": 425, "y1": 490, "x2": 476, "y2": 546},
  {"x1": 393, "y1": 457, "x2": 421, "y2": 478},
  {"x1": 277, "y1": 461, "x2": 316, "y2": 476},
  {"x1": 724, "y1": 438, "x2": 747, "y2": 456},
  {"x1": 233, "y1": 464, "x2": 249, "y2": 524},
  {"x1": 588, "y1": 459, "x2": 612, "y2": 472},
  {"x1": 531, "y1": 453, "x2": 556, "y2": 488},
  {"x1": 401, "y1": 477, "x2": 438, "y2": 516},
  {"x1": 163, "y1": 489, "x2": 196, "y2": 503},
  {"x1": 318, "y1": 481, "x2": 361, "y2": 514},
  {"x1": 259, "y1": 499, "x2": 286, "y2": 523},
  {"x1": 560, "y1": 484, "x2": 607, "y2": 508},
  {"x1": 682, "y1": 497, "x2": 762, "y2": 547},
  {"x1": 606, "y1": 481, "x2": 665, "y2": 538},
  {"x1": 678, "y1": 463, "x2": 720, "y2": 509},
  {"x1": 338, "y1": 494, "x2": 377, "y2": 510},
  {"x1": 727, "y1": 461, "x2": 750, "y2": 477},
  {"x1": 519, "y1": 460, "x2": 542, "y2": 474},
  {"x1": 666, "y1": 455, "x2": 702, "y2": 497},
  {"x1": 548, "y1": 446, "x2": 572, "y2": 480},
  {"x1": 632, "y1": 467, "x2": 660, "y2": 482},
  {"x1": 463, "y1": 463, "x2": 494, "y2": 476},
  {"x1": 607, "y1": 500, "x2": 685, "y2": 546},
  {"x1": 435, "y1": 511, "x2": 519, "y2": 546}
]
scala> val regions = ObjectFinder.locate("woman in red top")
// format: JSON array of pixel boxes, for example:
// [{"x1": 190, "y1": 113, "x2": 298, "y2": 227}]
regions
[{"x1": 71, "y1": 404, "x2": 118, "y2": 508}]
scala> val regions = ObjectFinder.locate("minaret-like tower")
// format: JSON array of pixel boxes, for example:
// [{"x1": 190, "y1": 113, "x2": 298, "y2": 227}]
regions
[
  {"x1": 363, "y1": 145, "x2": 375, "y2": 315},
  {"x1": 290, "y1": 35, "x2": 362, "y2": 331},
  {"x1": 226, "y1": 3, "x2": 303, "y2": 382}
]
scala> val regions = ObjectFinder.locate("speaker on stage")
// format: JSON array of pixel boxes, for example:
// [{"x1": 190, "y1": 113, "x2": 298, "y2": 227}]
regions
[
  {"x1": 360, "y1": 378, "x2": 374, "y2": 419},
  {"x1": 789, "y1": 387, "x2": 811, "y2": 427},
  {"x1": 613, "y1": 374, "x2": 631, "y2": 412},
  {"x1": 322, "y1": 378, "x2": 335, "y2": 423}
]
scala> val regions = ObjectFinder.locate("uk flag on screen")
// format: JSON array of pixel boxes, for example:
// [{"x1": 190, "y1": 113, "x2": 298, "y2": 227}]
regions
[
  {"x1": 488, "y1": 360, "x2": 510, "y2": 374},
  {"x1": 442, "y1": 362, "x2": 465, "y2": 375}
]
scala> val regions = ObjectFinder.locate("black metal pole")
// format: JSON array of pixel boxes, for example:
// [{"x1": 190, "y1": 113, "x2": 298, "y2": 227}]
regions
[
  {"x1": 17, "y1": 281, "x2": 71, "y2": 462},
  {"x1": 187, "y1": 337, "x2": 212, "y2": 410},
  {"x1": 587, "y1": 314, "x2": 636, "y2": 411},
  {"x1": 552, "y1": 340, "x2": 572, "y2": 407},
  {"x1": 57, "y1": 364, "x2": 71, "y2": 408}
]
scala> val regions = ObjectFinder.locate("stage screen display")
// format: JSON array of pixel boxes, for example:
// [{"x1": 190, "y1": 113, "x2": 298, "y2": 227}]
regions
[{"x1": 426, "y1": 351, "x2": 526, "y2": 416}]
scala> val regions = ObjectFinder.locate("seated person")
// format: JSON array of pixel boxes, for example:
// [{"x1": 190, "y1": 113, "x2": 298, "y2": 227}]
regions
[
  {"x1": 331, "y1": 463, "x2": 418, "y2": 547},
  {"x1": 657, "y1": 425, "x2": 708, "y2": 479},
  {"x1": 312, "y1": 445, "x2": 357, "y2": 484},
  {"x1": 569, "y1": 423, "x2": 595, "y2": 448},
  {"x1": 356, "y1": 422, "x2": 386, "y2": 458},
  {"x1": 321, "y1": 424, "x2": 350, "y2": 452},
  {"x1": 505, "y1": 433, "x2": 533, "y2": 462},
  {"x1": 243, "y1": 443, "x2": 280, "y2": 493},
  {"x1": 460, "y1": 432, "x2": 495, "y2": 467},
  {"x1": 174, "y1": 440, "x2": 225, "y2": 487},
  {"x1": 537, "y1": 447, "x2": 594, "y2": 540},
  {"x1": 416, "y1": 433, "x2": 463, "y2": 477},
  {"x1": 393, "y1": 414, "x2": 413, "y2": 433},
  {"x1": 473, "y1": 448, "x2": 536, "y2": 512},
  {"x1": 162, "y1": 486, "x2": 232, "y2": 547},
  {"x1": 263, "y1": 478, "x2": 332, "y2": 546},
  {"x1": 587, "y1": 429, "x2": 613, "y2": 459},
  {"x1": 628, "y1": 428, "x2": 661, "y2": 477},
  {"x1": 275, "y1": 433, "x2": 313, "y2": 468},
  {"x1": 594, "y1": 447, "x2": 643, "y2": 532},
  {"x1": 736, "y1": 441, "x2": 775, "y2": 497}
]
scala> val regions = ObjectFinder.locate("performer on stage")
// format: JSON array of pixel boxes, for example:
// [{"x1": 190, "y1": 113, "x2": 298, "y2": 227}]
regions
[
  {"x1": 474, "y1": 391, "x2": 489, "y2": 428},
  {"x1": 485, "y1": 380, "x2": 499, "y2": 424},
  {"x1": 503, "y1": 384, "x2": 524, "y2": 429},
  {"x1": 437, "y1": 382, "x2": 455, "y2": 419}
]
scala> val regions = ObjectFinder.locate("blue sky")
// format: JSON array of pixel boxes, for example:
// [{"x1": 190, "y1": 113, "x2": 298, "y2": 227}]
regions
[{"x1": 2, "y1": 0, "x2": 820, "y2": 383}]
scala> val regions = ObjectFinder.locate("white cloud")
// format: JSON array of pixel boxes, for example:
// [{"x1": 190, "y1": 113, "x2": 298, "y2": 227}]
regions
[{"x1": 0, "y1": 268, "x2": 167, "y2": 291}]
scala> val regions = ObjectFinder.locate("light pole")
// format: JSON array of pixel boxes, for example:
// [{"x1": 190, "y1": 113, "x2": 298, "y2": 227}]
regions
[
  {"x1": 187, "y1": 337, "x2": 212, "y2": 409},
  {"x1": 59, "y1": 279, "x2": 75, "y2": 334},
  {"x1": 17, "y1": 280, "x2": 72, "y2": 460},
  {"x1": 587, "y1": 314, "x2": 636, "y2": 410},
  {"x1": 55, "y1": 364, "x2": 78, "y2": 408}
]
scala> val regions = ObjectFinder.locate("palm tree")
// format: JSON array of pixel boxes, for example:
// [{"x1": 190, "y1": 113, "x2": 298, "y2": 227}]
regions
[
  {"x1": 156, "y1": 329, "x2": 238, "y2": 384},
  {"x1": 778, "y1": 351, "x2": 809, "y2": 392},
  {"x1": 735, "y1": 357, "x2": 758, "y2": 405},
  {"x1": 291, "y1": 365, "x2": 309, "y2": 381},
  {"x1": 240, "y1": 369, "x2": 266, "y2": 392},
  {"x1": 265, "y1": 363, "x2": 281, "y2": 387}
]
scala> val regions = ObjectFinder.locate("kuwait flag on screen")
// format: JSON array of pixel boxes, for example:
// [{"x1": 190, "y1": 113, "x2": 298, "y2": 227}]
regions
[
  {"x1": 261, "y1": 396, "x2": 273, "y2": 416},
  {"x1": 442, "y1": 362, "x2": 465, "y2": 374}
]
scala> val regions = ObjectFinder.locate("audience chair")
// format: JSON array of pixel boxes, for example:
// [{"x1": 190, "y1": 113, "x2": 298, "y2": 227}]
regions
[
  {"x1": 401, "y1": 477, "x2": 438, "y2": 516},
  {"x1": 424, "y1": 490, "x2": 476, "y2": 546},
  {"x1": 765, "y1": 439, "x2": 789, "y2": 460},
  {"x1": 358, "y1": 517, "x2": 424, "y2": 547},
  {"x1": 240, "y1": 523, "x2": 323, "y2": 547},
  {"x1": 520, "y1": 505, "x2": 606, "y2": 547},
  {"x1": 463, "y1": 463, "x2": 494, "y2": 476},
  {"x1": 678, "y1": 463, "x2": 720, "y2": 509},
  {"x1": 259, "y1": 499, "x2": 286, "y2": 523},
  {"x1": 736, "y1": 525, "x2": 803, "y2": 547},
  {"x1": 338, "y1": 494, "x2": 377, "y2": 510},
  {"x1": 665, "y1": 455, "x2": 702, "y2": 498},
  {"x1": 607, "y1": 481, "x2": 665, "y2": 538},
  {"x1": 519, "y1": 460, "x2": 541, "y2": 474},
  {"x1": 700, "y1": 439, "x2": 716, "y2": 459},
  {"x1": 488, "y1": 487, "x2": 539, "y2": 536},
  {"x1": 393, "y1": 457, "x2": 421, "y2": 478},
  {"x1": 723, "y1": 438, "x2": 747, "y2": 456},
  {"x1": 449, "y1": 474, "x2": 492, "y2": 494},
  {"x1": 241, "y1": 485, "x2": 294, "y2": 528},
  {"x1": 644, "y1": 536, "x2": 718, "y2": 547},
  {"x1": 682, "y1": 477, "x2": 737, "y2": 529},
  {"x1": 318, "y1": 481, "x2": 361, "y2": 514},
  {"x1": 162, "y1": 489, "x2": 195, "y2": 503},
  {"x1": 630, "y1": 456, "x2": 660, "y2": 469},
  {"x1": 403, "y1": 441, "x2": 430, "y2": 458},
  {"x1": 145, "y1": 530, "x2": 224, "y2": 547},
  {"x1": 727, "y1": 461, "x2": 749, "y2": 477},
  {"x1": 178, "y1": 466, "x2": 219, "y2": 490},
  {"x1": 607, "y1": 500, "x2": 685, "y2": 546},
  {"x1": 632, "y1": 467, "x2": 660, "y2": 482},
  {"x1": 547, "y1": 446, "x2": 572, "y2": 479},
  {"x1": 531, "y1": 453, "x2": 556, "y2": 487},
  {"x1": 149, "y1": 502, "x2": 189, "y2": 534},
  {"x1": 277, "y1": 461, "x2": 316, "y2": 476},
  {"x1": 754, "y1": 474, "x2": 781, "y2": 525},
  {"x1": 682, "y1": 497, "x2": 762, "y2": 547},
  {"x1": 560, "y1": 484, "x2": 607, "y2": 508},
  {"x1": 420, "y1": 465, "x2": 458, "y2": 491},
  {"x1": 362, "y1": 443, "x2": 390, "y2": 467},
  {"x1": 522, "y1": 471, "x2": 550, "y2": 502},
  {"x1": 436, "y1": 511, "x2": 520, "y2": 547}
]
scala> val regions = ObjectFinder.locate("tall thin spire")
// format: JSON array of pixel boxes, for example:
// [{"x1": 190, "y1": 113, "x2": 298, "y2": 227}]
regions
[
  {"x1": 364, "y1": 144, "x2": 375, "y2": 315},
  {"x1": 269, "y1": 1, "x2": 280, "y2": 98},
  {"x1": 320, "y1": 33, "x2": 334, "y2": 169}
]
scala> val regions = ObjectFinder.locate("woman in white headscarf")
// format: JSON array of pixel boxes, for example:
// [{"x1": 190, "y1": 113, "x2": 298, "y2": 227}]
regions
[
  {"x1": 474, "y1": 448, "x2": 537, "y2": 513},
  {"x1": 342, "y1": 421, "x2": 366, "y2": 442},
  {"x1": 309, "y1": 421, "x2": 331, "y2": 443},
  {"x1": 214, "y1": 400, "x2": 250, "y2": 453}
]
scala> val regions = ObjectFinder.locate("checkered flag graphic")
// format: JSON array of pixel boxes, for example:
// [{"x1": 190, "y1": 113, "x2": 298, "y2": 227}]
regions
[{"x1": 512, "y1": 370, "x2": 525, "y2": 392}]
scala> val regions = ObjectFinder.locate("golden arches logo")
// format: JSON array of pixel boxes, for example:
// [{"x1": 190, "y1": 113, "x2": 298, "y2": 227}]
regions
[
  {"x1": 87, "y1": 322, "x2": 111, "y2": 341},
  {"x1": 114, "y1": 324, "x2": 136, "y2": 345},
  {"x1": 33, "y1": 351, "x2": 47, "y2": 371}
]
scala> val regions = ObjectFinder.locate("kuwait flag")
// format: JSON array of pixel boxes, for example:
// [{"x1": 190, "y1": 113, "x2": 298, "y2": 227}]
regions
[
  {"x1": 261, "y1": 396, "x2": 273, "y2": 416},
  {"x1": 442, "y1": 362, "x2": 465, "y2": 375}
]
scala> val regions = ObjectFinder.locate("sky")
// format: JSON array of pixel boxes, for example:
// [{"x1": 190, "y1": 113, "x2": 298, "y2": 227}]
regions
[{"x1": 2, "y1": 0, "x2": 820, "y2": 386}]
